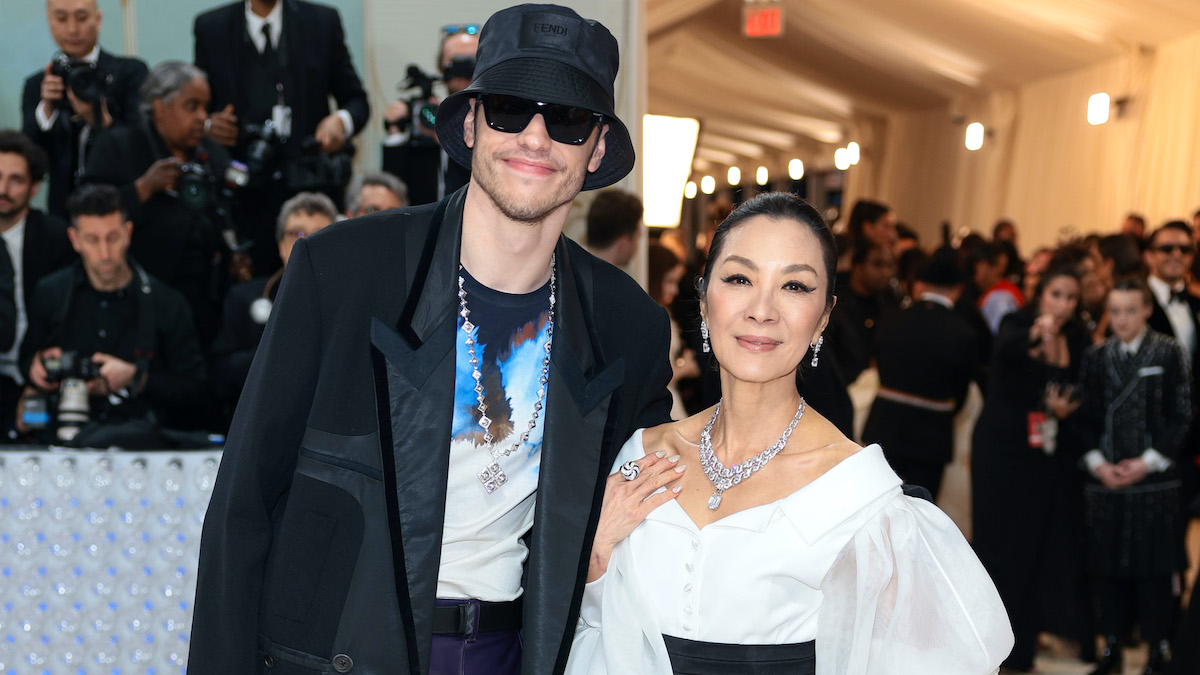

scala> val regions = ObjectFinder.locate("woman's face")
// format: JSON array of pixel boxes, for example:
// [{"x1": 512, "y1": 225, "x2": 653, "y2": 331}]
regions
[
  {"x1": 1038, "y1": 274, "x2": 1080, "y2": 326},
  {"x1": 702, "y1": 215, "x2": 830, "y2": 384},
  {"x1": 153, "y1": 77, "x2": 210, "y2": 152},
  {"x1": 660, "y1": 264, "x2": 685, "y2": 307}
]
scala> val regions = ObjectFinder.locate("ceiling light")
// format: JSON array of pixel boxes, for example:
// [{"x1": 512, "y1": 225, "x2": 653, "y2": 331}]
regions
[
  {"x1": 727, "y1": 166, "x2": 741, "y2": 185},
  {"x1": 700, "y1": 175, "x2": 716, "y2": 194},
  {"x1": 684, "y1": 181, "x2": 697, "y2": 199},
  {"x1": 788, "y1": 159, "x2": 804, "y2": 180},
  {"x1": 756, "y1": 166, "x2": 769, "y2": 185},
  {"x1": 834, "y1": 148, "x2": 850, "y2": 171},
  {"x1": 847, "y1": 142, "x2": 860, "y2": 165},
  {"x1": 1088, "y1": 92, "x2": 1110, "y2": 125},
  {"x1": 965, "y1": 122, "x2": 984, "y2": 151}
]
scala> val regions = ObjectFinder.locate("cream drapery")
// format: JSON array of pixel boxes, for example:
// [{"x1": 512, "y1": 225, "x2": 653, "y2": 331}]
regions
[{"x1": 855, "y1": 30, "x2": 1200, "y2": 252}]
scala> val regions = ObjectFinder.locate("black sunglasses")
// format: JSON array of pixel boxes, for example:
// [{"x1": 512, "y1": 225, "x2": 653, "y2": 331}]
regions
[
  {"x1": 479, "y1": 94, "x2": 604, "y2": 146},
  {"x1": 1155, "y1": 243, "x2": 1195, "y2": 255}
]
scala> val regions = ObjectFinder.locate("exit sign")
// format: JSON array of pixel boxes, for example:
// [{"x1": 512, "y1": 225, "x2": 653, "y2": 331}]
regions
[{"x1": 743, "y1": 2, "x2": 784, "y2": 37}]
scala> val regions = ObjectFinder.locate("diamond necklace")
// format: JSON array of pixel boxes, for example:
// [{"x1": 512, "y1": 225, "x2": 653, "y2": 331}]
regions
[
  {"x1": 458, "y1": 255, "x2": 556, "y2": 494},
  {"x1": 699, "y1": 397, "x2": 806, "y2": 509}
]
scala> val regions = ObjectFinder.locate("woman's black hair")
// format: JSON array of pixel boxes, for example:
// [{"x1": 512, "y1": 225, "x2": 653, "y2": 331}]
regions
[{"x1": 697, "y1": 192, "x2": 837, "y2": 309}]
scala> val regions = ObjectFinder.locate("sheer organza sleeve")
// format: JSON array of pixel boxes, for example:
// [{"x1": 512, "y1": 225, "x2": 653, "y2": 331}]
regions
[{"x1": 816, "y1": 495, "x2": 1014, "y2": 675}]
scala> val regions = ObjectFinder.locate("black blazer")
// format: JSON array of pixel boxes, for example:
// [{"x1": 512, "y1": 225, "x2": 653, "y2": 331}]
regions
[
  {"x1": 188, "y1": 187, "x2": 674, "y2": 674},
  {"x1": 862, "y1": 299, "x2": 979, "y2": 465},
  {"x1": 1147, "y1": 287, "x2": 1200, "y2": 388},
  {"x1": 209, "y1": 274, "x2": 273, "y2": 405},
  {"x1": 194, "y1": 0, "x2": 369, "y2": 143},
  {"x1": 21, "y1": 50, "x2": 149, "y2": 219},
  {"x1": 20, "y1": 209, "x2": 76, "y2": 313}
]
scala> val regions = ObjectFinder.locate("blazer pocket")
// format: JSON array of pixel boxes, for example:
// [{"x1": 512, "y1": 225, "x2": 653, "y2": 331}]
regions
[{"x1": 262, "y1": 474, "x2": 364, "y2": 626}]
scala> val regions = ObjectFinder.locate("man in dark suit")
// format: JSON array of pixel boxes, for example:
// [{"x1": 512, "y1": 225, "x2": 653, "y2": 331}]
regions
[
  {"x1": 1145, "y1": 221, "x2": 1200, "y2": 363},
  {"x1": 21, "y1": 0, "x2": 148, "y2": 220},
  {"x1": 189, "y1": 6, "x2": 671, "y2": 674},
  {"x1": 863, "y1": 246, "x2": 979, "y2": 500},
  {"x1": 0, "y1": 130, "x2": 76, "y2": 439},
  {"x1": 194, "y1": 0, "x2": 369, "y2": 276}
]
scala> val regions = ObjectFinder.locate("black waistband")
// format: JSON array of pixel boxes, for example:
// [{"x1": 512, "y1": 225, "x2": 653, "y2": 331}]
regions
[
  {"x1": 663, "y1": 635, "x2": 816, "y2": 675},
  {"x1": 432, "y1": 598, "x2": 523, "y2": 635}
]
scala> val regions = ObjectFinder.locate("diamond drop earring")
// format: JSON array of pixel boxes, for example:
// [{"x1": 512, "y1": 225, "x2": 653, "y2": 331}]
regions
[
  {"x1": 701, "y1": 320, "x2": 710, "y2": 353},
  {"x1": 810, "y1": 335, "x2": 823, "y2": 367}
]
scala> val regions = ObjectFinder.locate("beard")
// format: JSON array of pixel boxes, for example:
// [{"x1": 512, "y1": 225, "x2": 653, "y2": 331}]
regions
[
  {"x1": 470, "y1": 147, "x2": 589, "y2": 224},
  {"x1": 0, "y1": 193, "x2": 26, "y2": 219}
]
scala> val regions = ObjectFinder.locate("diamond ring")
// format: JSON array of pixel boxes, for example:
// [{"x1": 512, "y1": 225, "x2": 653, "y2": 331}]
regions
[{"x1": 619, "y1": 461, "x2": 640, "y2": 481}]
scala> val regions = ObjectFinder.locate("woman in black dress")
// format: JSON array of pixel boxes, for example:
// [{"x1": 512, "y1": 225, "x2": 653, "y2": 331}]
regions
[{"x1": 972, "y1": 260, "x2": 1090, "y2": 673}]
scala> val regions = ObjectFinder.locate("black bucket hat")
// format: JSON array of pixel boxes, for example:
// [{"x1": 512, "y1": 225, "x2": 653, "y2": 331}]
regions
[{"x1": 435, "y1": 3, "x2": 635, "y2": 191}]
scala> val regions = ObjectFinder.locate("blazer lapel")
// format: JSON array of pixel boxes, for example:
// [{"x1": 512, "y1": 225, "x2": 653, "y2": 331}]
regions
[
  {"x1": 523, "y1": 240, "x2": 626, "y2": 674},
  {"x1": 368, "y1": 191, "x2": 461, "y2": 675}
]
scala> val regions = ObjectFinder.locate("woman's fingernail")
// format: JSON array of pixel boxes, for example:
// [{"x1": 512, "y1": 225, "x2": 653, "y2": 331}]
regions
[
  {"x1": 675, "y1": 464, "x2": 686, "y2": 472},
  {"x1": 655, "y1": 450, "x2": 667, "y2": 458},
  {"x1": 673, "y1": 486, "x2": 683, "y2": 493},
  {"x1": 668, "y1": 454, "x2": 680, "y2": 463}
]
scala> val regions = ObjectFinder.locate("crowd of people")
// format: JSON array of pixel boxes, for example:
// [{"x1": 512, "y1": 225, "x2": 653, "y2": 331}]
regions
[
  {"x1": 2, "y1": 0, "x2": 455, "y2": 447},
  {"x1": 6, "y1": 1, "x2": 1199, "y2": 673}
]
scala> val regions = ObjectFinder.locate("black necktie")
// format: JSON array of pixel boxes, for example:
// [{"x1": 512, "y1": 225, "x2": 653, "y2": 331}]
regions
[
  {"x1": 261, "y1": 23, "x2": 275, "y2": 58},
  {"x1": 1170, "y1": 288, "x2": 1188, "y2": 305},
  {"x1": 0, "y1": 238, "x2": 16, "y2": 353}
]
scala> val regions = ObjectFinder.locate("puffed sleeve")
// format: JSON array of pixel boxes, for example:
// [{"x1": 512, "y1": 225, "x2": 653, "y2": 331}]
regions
[
  {"x1": 816, "y1": 495, "x2": 1014, "y2": 675},
  {"x1": 566, "y1": 430, "x2": 675, "y2": 675}
]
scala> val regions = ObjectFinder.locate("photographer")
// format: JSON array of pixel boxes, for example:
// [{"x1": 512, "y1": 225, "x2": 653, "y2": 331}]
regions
[
  {"x1": 0, "y1": 131, "x2": 77, "y2": 440},
  {"x1": 84, "y1": 61, "x2": 233, "y2": 350},
  {"x1": 18, "y1": 184, "x2": 207, "y2": 449},
  {"x1": 20, "y1": 0, "x2": 149, "y2": 220},
  {"x1": 194, "y1": 0, "x2": 369, "y2": 276},
  {"x1": 381, "y1": 24, "x2": 478, "y2": 205},
  {"x1": 209, "y1": 191, "x2": 336, "y2": 420}
]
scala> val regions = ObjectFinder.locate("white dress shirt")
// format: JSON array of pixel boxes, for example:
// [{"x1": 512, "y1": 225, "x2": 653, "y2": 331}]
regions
[
  {"x1": 1147, "y1": 274, "x2": 1196, "y2": 357},
  {"x1": 568, "y1": 431, "x2": 1013, "y2": 675},
  {"x1": 245, "y1": 0, "x2": 355, "y2": 137}
]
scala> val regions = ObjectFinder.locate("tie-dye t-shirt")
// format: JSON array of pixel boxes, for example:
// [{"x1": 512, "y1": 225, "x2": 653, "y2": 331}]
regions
[{"x1": 438, "y1": 269, "x2": 554, "y2": 600}]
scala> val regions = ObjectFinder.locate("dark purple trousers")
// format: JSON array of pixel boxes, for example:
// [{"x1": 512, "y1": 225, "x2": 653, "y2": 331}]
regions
[{"x1": 429, "y1": 598, "x2": 522, "y2": 675}]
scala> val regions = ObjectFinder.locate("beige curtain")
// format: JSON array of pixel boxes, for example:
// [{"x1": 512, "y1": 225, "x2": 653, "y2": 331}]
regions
[{"x1": 872, "y1": 29, "x2": 1200, "y2": 253}]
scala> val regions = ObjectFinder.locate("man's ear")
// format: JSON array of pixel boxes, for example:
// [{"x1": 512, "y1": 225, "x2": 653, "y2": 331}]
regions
[
  {"x1": 587, "y1": 124, "x2": 609, "y2": 173},
  {"x1": 463, "y1": 98, "x2": 478, "y2": 150}
]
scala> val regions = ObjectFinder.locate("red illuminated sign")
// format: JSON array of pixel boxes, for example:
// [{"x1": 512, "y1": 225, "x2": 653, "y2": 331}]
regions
[{"x1": 743, "y1": 5, "x2": 783, "y2": 38}]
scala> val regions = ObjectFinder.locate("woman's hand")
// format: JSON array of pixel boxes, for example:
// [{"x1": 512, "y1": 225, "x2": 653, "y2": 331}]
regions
[
  {"x1": 1045, "y1": 383, "x2": 1080, "y2": 419},
  {"x1": 587, "y1": 452, "x2": 686, "y2": 582}
]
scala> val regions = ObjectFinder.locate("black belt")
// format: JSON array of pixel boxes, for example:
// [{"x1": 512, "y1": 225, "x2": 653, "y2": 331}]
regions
[
  {"x1": 663, "y1": 635, "x2": 815, "y2": 675},
  {"x1": 432, "y1": 598, "x2": 524, "y2": 635}
]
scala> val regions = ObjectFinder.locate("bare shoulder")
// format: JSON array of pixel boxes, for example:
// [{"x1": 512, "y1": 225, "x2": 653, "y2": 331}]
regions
[
  {"x1": 783, "y1": 406, "x2": 863, "y2": 477},
  {"x1": 641, "y1": 407, "x2": 713, "y2": 458}
]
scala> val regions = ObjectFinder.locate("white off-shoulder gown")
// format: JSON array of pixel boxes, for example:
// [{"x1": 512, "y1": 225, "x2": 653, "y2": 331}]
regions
[{"x1": 567, "y1": 429, "x2": 1014, "y2": 675}]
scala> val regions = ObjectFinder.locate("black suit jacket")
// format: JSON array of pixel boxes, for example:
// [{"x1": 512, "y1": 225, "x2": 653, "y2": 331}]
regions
[
  {"x1": 188, "y1": 187, "x2": 674, "y2": 674},
  {"x1": 209, "y1": 275, "x2": 273, "y2": 405},
  {"x1": 19, "y1": 209, "x2": 75, "y2": 317},
  {"x1": 21, "y1": 50, "x2": 148, "y2": 219},
  {"x1": 1147, "y1": 288, "x2": 1200, "y2": 388},
  {"x1": 863, "y1": 299, "x2": 979, "y2": 465},
  {"x1": 194, "y1": 0, "x2": 369, "y2": 143}
]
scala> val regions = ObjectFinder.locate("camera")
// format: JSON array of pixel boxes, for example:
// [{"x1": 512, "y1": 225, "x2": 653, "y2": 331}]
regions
[
  {"x1": 40, "y1": 351, "x2": 103, "y2": 442},
  {"x1": 394, "y1": 64, "x2": 439, "y2": 147},
  {"x1": 177, "y1": 156, "x2": 249, "y2": 213},
  {"x1": 284, "y1": 137, "x2": 354, "y2": 193},
  {"x1": 50, "y1": 52, "x2": 106, "y2": 106},
  {"x1": 242, "y1": 120, "x2": 282, "y2": 186}
]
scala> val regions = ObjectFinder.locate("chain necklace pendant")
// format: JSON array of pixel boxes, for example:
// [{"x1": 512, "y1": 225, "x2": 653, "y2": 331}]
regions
[
  {"x1": 478, "y1": 461, "x2": 508, "y2": 494},
  {"x1": 707, "y1": 490, "x2": 723, "y2": 510}
]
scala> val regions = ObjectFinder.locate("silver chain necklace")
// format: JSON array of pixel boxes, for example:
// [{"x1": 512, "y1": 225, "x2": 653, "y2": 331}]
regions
[
  {"x1": 699, "y1": 397, "x2": 806, "y2": 509},
  {"x1": 458, "y1": 255, "x2": 556, "y2": 494}
]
